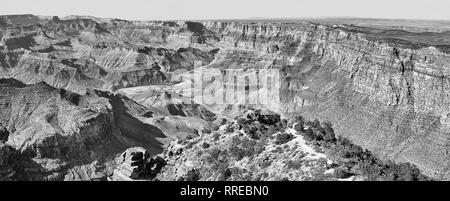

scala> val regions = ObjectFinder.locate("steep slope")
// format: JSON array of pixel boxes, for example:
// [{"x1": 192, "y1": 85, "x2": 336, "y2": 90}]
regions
[
  {"x1": 186, "y1": 21, "x2": 450, "y2": 179},
  {"x1": 0, "y1": 78, "x2": 207, "y2": 180}
]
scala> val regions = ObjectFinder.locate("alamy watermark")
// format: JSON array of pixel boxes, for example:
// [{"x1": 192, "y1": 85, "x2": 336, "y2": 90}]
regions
[{"x1": 172, "y1": 61, "x2": 281, "y2": 110}]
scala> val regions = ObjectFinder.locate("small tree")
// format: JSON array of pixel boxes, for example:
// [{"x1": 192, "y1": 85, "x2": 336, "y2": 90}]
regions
[
  {"x1": 304, "y1": 128, "x2": 315, "y2": 141},
  {"x1": 185, "y1": 169, "x2": 201, "y2": 181},
  {"x1": 275, "y1": 132, "x2": 294, "y2": 145},
  {"x1": 202, "y1": 142, "x2": 210, "y2": 149},
  {"x1": 322, "y1": 121, "x2": 336, "y2": 143}
]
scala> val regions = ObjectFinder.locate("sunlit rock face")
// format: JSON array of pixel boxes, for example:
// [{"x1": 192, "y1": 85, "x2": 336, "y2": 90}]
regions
[
  {"x1": 0, "y1": 78, "x2": 172, "y2": 180},
  {"x1": 0, "y1": 17, "x2": 217, "y2": 94}
]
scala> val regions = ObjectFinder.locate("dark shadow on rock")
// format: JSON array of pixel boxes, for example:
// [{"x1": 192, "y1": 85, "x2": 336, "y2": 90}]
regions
[
  {"x1": 0, "y1": 127, "x2": 9, "y2": 142},
  {"x1": 0, "y1": 78, "x2": 28, "y2": 88},
  {"x1": 167, "y1": 104, "x2": 187, "y2": 117},
  {"x1": 59, "y1": 89, "x2": 80, "y2": 105},
  {"x1": 95, "y1": 90, "x2": 166, "y2": 156}
]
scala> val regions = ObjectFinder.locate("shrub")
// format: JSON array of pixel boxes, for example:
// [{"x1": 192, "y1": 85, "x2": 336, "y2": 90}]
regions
[
  {"x1": 275, "y1": 121, "x2": 286, "y2": 130},
  {"x1": 294, "y1": 116, "x2": 305, "y2": 126},
  {"x1": 243, "y1": 124, "x2": 259, "y2": 140},
  {"x1": 333, "y1": 167, "x2": 353, "y2": 179},
  {"x1": 337, "y1": 136, "x2": 353, "y2": 146},
  {"x1": 213, "y1": 133, "x2": 220, "y2": 141},
  {"x1": 322, "y1": 121, "x2": 336, "y2": 142},
  {"x1": 312, "y1": 130, "x2": 324, "y2": 141},
  {"x1": 394, "y1": 163, "x2": 422, "y2": 181},
  {"x1": 266, "y1": 125, "x2": 279, "y2": 135},
  {"x1": 185, "y1": 169, "x2": 201, "y2": 181},
  {"x1": 272, "y1": 146, "x2": 283, "y2": 154},
  {"x1": 285, "y1": 159, "x2": 303, "y2": 169},
  {"x1": 254, "y1": 141, "x2": 266, "y2": 155},
  {"x1": 259, "y1": 158, "x2": 272, "y2": 168},
  {"x1": 185, "y1": 141, "x2": 196, "y2": 149},
  {"x1": 220, "y1": 118, "x2": 228, "y2": 125},
  {"x1": 219, "y1": 168, "x2": 233, "y2": 181},
  {"x1": 211, "y1": 124, "x2": 220, "y2": 131},
  {"x1": 258, "y1": 113, "x2": 281, "y2": 125},
  {"x1": 236, "y1": 118, "x2": 248, "y2": 127},
  {"x1": 303, "y1": 128, "x2": 315, "y2": 141},
  {"x1": 202, "y1": 142, "x2": 210, "y2": 149},
  {"x1": 228, "y1": 135, "x2": 263, "y2": 160},
  {"x1": 281, "y1": 119, "x2": 288, "y2": 128},
  {"x1": 340, "y1": 142, "x2": 364, "y2": 159},
  {"x1": 293, "y1": 122, "x2": 304, "y2": 132},
  {"x1": 196, "y1": 150, "x2": 203, "y2": 157},
  {"x1": 361, "y1": 161, "x2": 428, "y2": 181},
  {"x1": 202, "y1": 128, "x2": 212, "y2": 134},
  {"x1": 229, "y1": 146, "x2": 246, "y2": 161},
  {"x1": 208, "y1": 147, "x2": 221, "y2": 161},
  {"x1": 358, "y1": 161, "x2": 382, "y2": 180},
  {"x1": 332, "y1": 136, "x2": 429, "y2": 181},
  {"x1": 0, "y1": 127, "x2": 9, "y2": 142},
  {"x1": 225, "y1": 124, "x2": 235, "y2": 133},
  {"x1": 217, "y1": 163, "x2": 232, "y2": 181},
  {"x1": 275, "y1": 132, "x2": 294, "y2": 145}
]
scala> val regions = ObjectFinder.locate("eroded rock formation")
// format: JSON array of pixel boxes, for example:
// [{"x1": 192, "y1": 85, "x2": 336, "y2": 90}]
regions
[
  {"x1": 0, "y1": 78, "x2": 206, "y2": 180},
  {"x1": 2, "y1": 14, "x2": 450, "y2": 179}
]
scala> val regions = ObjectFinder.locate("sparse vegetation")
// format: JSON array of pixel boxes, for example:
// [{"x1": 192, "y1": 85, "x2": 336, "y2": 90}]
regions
[
  {"x1": 157, "y1": 112, "x2": 430, "y2": 181},
  {"x1": 228, "y1": 135, "x2": 266, "y2": 161},
  {"x1": 293, "y1": 115, "x2": 431, "y2": 181},
  {"x1": 212, "y1": 132, "x2": 220, "y2": 141},
  {"x1": 285, "y1": 158, "x2": 304, "y2": 169}
]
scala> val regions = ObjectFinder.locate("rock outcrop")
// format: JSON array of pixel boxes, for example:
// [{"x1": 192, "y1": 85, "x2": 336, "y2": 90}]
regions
[{"x1": 109, "y1": 147, "x2": 166, "y2": 181}]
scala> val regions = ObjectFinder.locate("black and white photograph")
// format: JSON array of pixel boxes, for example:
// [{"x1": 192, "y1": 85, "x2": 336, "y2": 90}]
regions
[{"x1": 1, "y1": 0, "x2": 449, "y2": 195}]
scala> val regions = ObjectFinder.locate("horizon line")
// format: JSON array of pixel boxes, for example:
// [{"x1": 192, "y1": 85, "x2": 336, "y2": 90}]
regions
[{"x1": 2, "y1": 13, "x2": 450, "y2": 23}]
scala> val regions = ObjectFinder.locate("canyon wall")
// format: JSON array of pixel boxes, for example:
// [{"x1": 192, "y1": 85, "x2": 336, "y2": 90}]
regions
[
  {"x1": 0, "y1": 18, "x2": 217, "y2": 94},
  {"x1": 201, "y1": 21, "x2": 450, "y2": 178}
]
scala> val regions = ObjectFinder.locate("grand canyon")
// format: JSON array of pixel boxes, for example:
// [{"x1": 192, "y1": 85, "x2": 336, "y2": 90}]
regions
[{"x1": 1, "y1": 14, "x2": 450, "y2": 181}]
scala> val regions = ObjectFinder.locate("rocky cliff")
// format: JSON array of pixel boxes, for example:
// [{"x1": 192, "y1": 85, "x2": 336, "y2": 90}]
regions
[
  {"x1": 0, "y1": 78, "x2": 209, "y2": 180},
  {"x1": 195, "y1": 21, "x2": 450, "y2": 179},
  {"x1": 0, "y1": 17, "x2": 217, "y2": 94}
]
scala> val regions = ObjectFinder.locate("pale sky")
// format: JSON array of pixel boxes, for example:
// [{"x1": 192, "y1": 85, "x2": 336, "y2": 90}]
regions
[{"x1": 0, "y1": 0, "x2": 448, "y2": 21}]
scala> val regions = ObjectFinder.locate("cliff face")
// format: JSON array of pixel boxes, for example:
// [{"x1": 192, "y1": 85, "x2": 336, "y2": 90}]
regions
[
  {"x1": 0, "y1": 78, "x2": 202, "y2": 180},
  {"x1": 0, "y1": 78, "x2": 115, "y2": 180},
  {"x1": 198, "y1": 21, "x2": 450, "y2": 178},
  {"x1": 0, "y1": 18, "x2": 217, "y2": 94}
]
